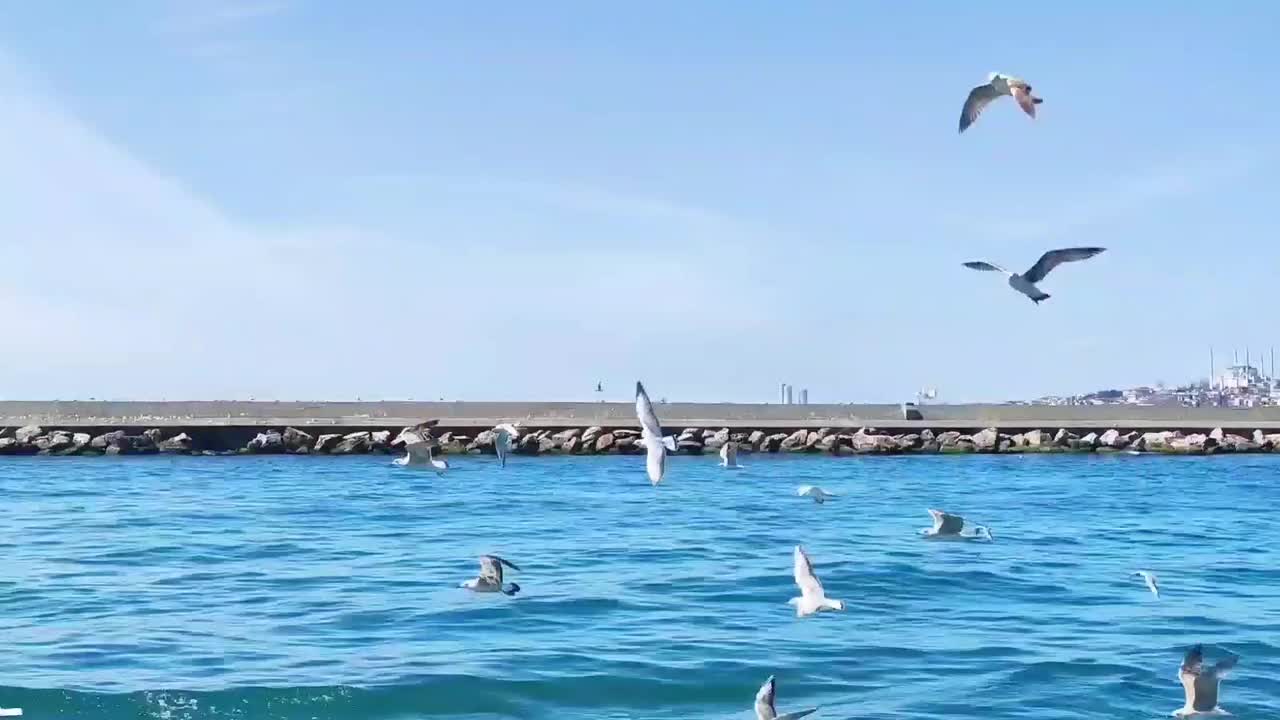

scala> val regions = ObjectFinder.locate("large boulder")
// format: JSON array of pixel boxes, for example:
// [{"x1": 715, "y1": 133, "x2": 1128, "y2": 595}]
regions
[
  {"x1": 761, "y1": 433, "x2": 787, "y2": 453},
  {"x1": 748, "y1": 430, "x2": 766, "y2": 450},
  {"x1": 15, "y1": 425, "x2": 43, "y2": 444},
  {"x1": 1137, "y1": 431, "x2": 1179, "y2": 451},
  {"x1": 517, "y1": 434, "x2": 543, "y2": 455},
  {"x1": 468, "y1": 430, "x2": 497, "y2": 452},
  {"x1": 936, "y1": 431, "x2": 963, "y2": 448},
  {"x1": 972, "y1": 428, "x2": 1000, "y2": 452},
  {"x1": 247, "y1": 430, "x2": 285, "y2": 454},
  {"x1": 1208, "y1": 427, "x2": 1225, "y2": 443},
  {"x1": 703, "y1": 428, "x2": 730, "y2": 451},
  {"x1": 581, "y1": 426, "x2": 604, "y2": 446},
  {"x1": 35, "y1": 431, "x2": 76, "y2": 454},
  {"x1": 1022, "y1": 429, "x2": 1046, "y2": 447},
  {"x1": 781, "y1": 429, "x2": 809, "y2": 452},
  {"x1": 91, "y1": 430, "x2": 127, "y2": 449},
  {"x1": 1074, "y1": 432, "x2": 1099, "y2": 451},
  {"x1": 104, "y1": 434, "x2": 159, "y2": 455},
  {"x1": 369, "y1": 431, "x2": 392, "y2": 453},
  {"x1": 678, "y1": 427, "x2": 703, "y2": 442},
  {"x1": 1099, "y1": 429, "x2": 1123, "y2": 449},
  {"x1": 562, "y1": 436, "x2": 581, "y2": 454},
  {"x1": 0, "y1": 437, "x2": 34, "y2": 455},
  {"x1": 157, "y1": 432, "x2": 193, "y2": 454},
  {"x1": 314, "y1": 434, "x2": 343, "y2": 453},
  {"x1": 851, "y1": 431, "x2": 896, "y2": 454},
  {"x1": 1052, "y1": 429, "x2": 1072, "y2": 446},
  {"x1": 595, "y1": 433, "x2": 616, "y2": 453},
  {"x1": 282, "y1": 427, "x2": 314, "y2": 453},
  {"x1": 332, "y1": 431, "x2": 371, "y2": 455}
]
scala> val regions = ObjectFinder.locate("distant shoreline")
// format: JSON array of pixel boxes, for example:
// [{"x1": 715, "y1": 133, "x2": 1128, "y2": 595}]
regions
[{"x1": 1, "y1": 400, "x2": 1279, "y2": 457}]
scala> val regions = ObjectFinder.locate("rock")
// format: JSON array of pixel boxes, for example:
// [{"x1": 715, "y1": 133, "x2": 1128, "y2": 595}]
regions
[
  {"x1": 104, "y1": 434, "x2": 158, "y2": 455},
  {"x1": 595, "y1": 433, "x2": 616, "y2": 452},
  {"x1": 1076, "y1": 432, "x2": 1099, "y2": 450},
  {"x1": 748, "y1": 430, "x2": 766, "y2": 450},
  {"x1": 1209, "y1": 427, "x2": 1225, "y2": 443},
  {"x1": 816, "y1": 434, "x2": 838, "y2": 452},
  {"x1": 781, "y1": 429, "x2": 810, "y2": 452},
  {"x1": 972, "y1": 428, "x2": 1000, "y2": 452},
  {"x1": 1221, "y1": 433, "x2": 1254, "y2": 452},
  {"x1": 552, "y1": 429, "x2": 582, "y2": 444},
  {"x1": 91, "y1": 430, "x2": 126, "y2": 449},
  {"x1": 1169, "y1": 433, "x2": 1213, "y2": 454},
  {"x1": 703, "y1": 428, "x2": 730, "y2": 450},
  {"x1": 614, "y1": 436, "x2": 637, "y2": 453},
  {"x1": 920, "y1": 428, "x2": 935, "y2": 444},
  {"x1": 469, "y1": 430, "x2": 497, "y2": 452},
  {"x1": 1137, "y1": 431, "x2": 1178, "y2": 451},
  {"x1": 35, "y1": 431, "x2": 75, "y2": 454},
  {"x1": 15, "y1": 425, "x2": 43, "y2": 443},
  {"x1": 1024, "y1": 429, "x2": 1046, "y2": 447},
  {"x1": 332, "y1": 431, "x2": 371, "y2": 455},
  {"x1": 517, "y1": 434, "x2": 542, "y2": 455},
  {"x1": 562, "y1": 436, "x2": 581, "y2": 454},
  {"x1": 369, "y1": 431, "x2": 392, "y2": 452},
  {"x1": 314, "y1": 433, "x2": 343, "y2": 453},
  {"x1": 157, "y1": 432, "x2": 193, "y2": 454},
  {"x1": 936, "y1": 431, "x2": 963, "y2": 448},
  {"x1": 612, "y1": 429, "x2": 639, "y2": 439},
  {"x1": 282, "y1": 427, "x2": 315, "y2": 453},
  {"x1": 677, "y1": 439, "x2": 704, "y2": 454},
  {"x1": 1099, "y1": 429, "x2": 1123, "y2": 448},
  {"x1": 762, "y1": 433, "x2": 787, "y2": 453},
  {"x1": 581, "y1": 426, "x2": 604, "y2": 445},
  {"x1": 851, "y1": 431, "x2": 897, "y2": 454},
  {"x1": 247, "y1": 430, "x2": 285, "y2": 454},
  {"x1": 1253, "y1": 429, "x2": 1266, "y2": 446},
  {"x1": 1009, "y1": 433, "x2": 1026, "y2": 447},
  {"x1": 0, "y1": 437, "x2": 27, "y2": 455},
  {"x1": 538, "y1": 435, "x2": 558, "y2": 453},
  {"x1": 678, "y1": 427, "x2": 703, "y2": 442},
  {"x1": 1052, "y1": 429, "x2": 1072, "y2": 446},
  {"x1": 896, "y1": 433, "x2": 922, "y2": 451}
]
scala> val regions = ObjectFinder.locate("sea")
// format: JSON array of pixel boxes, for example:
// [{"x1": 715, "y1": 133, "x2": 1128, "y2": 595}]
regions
[{"x1": 2, "y1": 452, "x2": 1278, "y2": 719}]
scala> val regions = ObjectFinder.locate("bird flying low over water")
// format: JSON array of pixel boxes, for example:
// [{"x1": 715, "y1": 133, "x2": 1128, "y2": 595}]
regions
[
  {"x1": 393, "y1": 420, "x2": 445, "y2": 471},
  {"x1": 635, "y1": 381, "x2": 676, "y2": 485},
  {"x1": 963, "y1": 247, "x2": 1106, "y2": 304},
  {"x1": 720, "y1": 440, "x2": 740, "y2": 468},
  {"x1": 1133, "y1": 570, "x2": 1161, "y2": 598},
  {"x1": 959, "y1": 72, "x2": 1043, "y2": 133},
  {"x1": 921, "y1": 509, "x2": 993, "y2": 540},
  {"x1": 755, "y1": 675, "x2": 818, "y2": 720},
  {"x1": 1175, "y1": 645, "x2": 1238, "y2": 717},
  {"x1": 460, "y1": 555, "x2": 522, "y2": 596},
  {"x1": 796, "y1": 485, "x2": 837, "y2": 504},
  {"x1": 789, "y1": 545, "x2": 845, "y2": 617},
  {"x1": 493, "y1": 423, "x2": 520, "y2": 468}
]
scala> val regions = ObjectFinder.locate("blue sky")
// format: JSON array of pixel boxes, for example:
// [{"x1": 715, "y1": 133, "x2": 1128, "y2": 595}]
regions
[{"x1": 1, "y1": 2, "x2": 1277, "y2": 403}]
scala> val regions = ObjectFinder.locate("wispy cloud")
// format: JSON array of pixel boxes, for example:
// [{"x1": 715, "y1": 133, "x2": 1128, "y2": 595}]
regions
[{"x1": 154, "y1": 0, "x2": 290, "y2": 36}]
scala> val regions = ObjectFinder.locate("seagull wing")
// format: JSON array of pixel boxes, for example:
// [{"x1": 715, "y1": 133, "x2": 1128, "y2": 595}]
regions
[
  {"x1": 1208, "y1": 654, "x2": 1238, "y2": 680},
  {"x1": 776, "y1": 710, "x2": 818, "y2": 720},
  {"x1": 793, "y1": 546, "x2": 826, "y2": 600},
  {"x1": 1022, "y1": 247, "x2": 1106, "y2": 283},
  {"x1": 494, "y1": 423, "x2": 521, "y2": 440},
  {"x1": 928, "y1": 509, "x2": 965, "y2": 534},
  {"x1": 962, "y1": 261, "x2": 1009, "y2": 274},
  {"x1": 755, "y1": 676, "x2": 778, "y2": 720},
  {"x1": 479, "y1": 555, "x2": 519, "y2": 584},
  {"x1": 959, "y1": 82, "x2": 1003, "y2": 133},
  {"x1": 635, "y1": 381, "x2": 663, "y2": 438},
  {"x1": 1011, "y1": 84, "x2": 1038, "y2": 119}
]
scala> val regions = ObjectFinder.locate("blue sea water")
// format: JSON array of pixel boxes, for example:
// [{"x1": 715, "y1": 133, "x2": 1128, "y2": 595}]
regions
[{"x1": 1, "y1": 453, "x2": 1278, "y2": 719}]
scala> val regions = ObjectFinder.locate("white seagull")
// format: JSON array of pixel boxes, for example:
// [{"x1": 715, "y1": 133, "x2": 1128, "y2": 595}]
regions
[
  {"x1": 1174, "y1": 645, "x2": 1238, "y2": 717},
  {"x1": 963, "y1": 247, "x2": 1106, "y2": 305},
  {"x1": 720, "y1": 440, "x2": 741, "y2": 469},
  {"x1": 959, "y1": 71, "x2": 1043, "y2": 133},
  {"x1": 635, "y1": 381, "x2": 676, "y2": 485},
  {"x1": 1133, "y1": 570, "x2": 1161, "y2": 599},
  {"x1": 392, "y1": 421, "x2": 446, "y2": 473},
  {"x1": 0, "y1": 708, "x2": 22, "y2": 717},
  {"x1": 796, "y1": 485, "x2": 837, "y2": 504},
  {"x1": 460, "y1": 555, "x2": 522, "y2": 596},
  {"x1": 789, "y1": 545, "x2": 845, "y2": 617},
  {"x1": 493, "y1": 422, "x2": 520, "y2": 468},
  {"x1": 755, "y1": 675, "x2": 818, "y2": 720},
  {"x1": 920, "y1": 509, "x2": 992, "y2": 540}
]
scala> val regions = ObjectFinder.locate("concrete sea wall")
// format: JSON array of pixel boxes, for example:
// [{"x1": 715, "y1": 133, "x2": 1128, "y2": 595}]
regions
[{"x1": 2, "y1": 401, "x2": 1280, "y2": 456}]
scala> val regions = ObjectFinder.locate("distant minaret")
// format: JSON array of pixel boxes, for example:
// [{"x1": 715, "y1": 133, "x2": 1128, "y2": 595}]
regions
[{"x1": 780, "y1": 382, "x2": 787, "y2": 404}]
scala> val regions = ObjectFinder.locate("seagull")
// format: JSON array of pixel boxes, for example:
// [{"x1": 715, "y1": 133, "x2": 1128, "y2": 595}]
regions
[
  {"x1": 962, "y1": 247, "x2": 1106, "y2": 304},
  {"x1": 1174, "y1": 645, "x2": 1238, "y2": 717},
  {"x1": 635, "y1": 381, "x2": 676, "y2": 485},
  {"x1": 493, "y1": 423, "x2": 520, "y2": 468},
  {"x1": 0, "y1": 708, "x2": 21, "y2": 717},
  {"x1": 789, "y1": 545, "x2": 845, "y2": 617},
  {"x1": 1133, "y1": 570, "x2": 1161, "y2": 598},
  {"x1": 392, "y1": 423, "x2": 444, "y2": 471},
  {"x1": 796, "y1": 485, "x2": 837, "y2": 504},
  {"x1": 720, "y1": 440, "x2": 741, "y2": 468},
  {"x1": 959, "y1": 72, "x2": 1043, "y2": 133},
  {"x1": 755, "y1": 675, "x2": 818, "y2": 720},
  {"x1": 920, "y1": 509, "x2": 993, "y2": 540},
  {"x1": 460, "y1": 555, "x2": 522, "y2": 596}
]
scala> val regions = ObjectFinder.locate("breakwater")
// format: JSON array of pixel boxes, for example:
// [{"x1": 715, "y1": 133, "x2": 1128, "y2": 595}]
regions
[{"x1": 3, "y1": 410, "x2": 1280, "y2": 456}]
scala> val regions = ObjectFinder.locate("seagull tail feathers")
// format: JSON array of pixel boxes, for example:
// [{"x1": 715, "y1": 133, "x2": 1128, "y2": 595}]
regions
[{"x1": 503, "y1": 583, "x2": 521, "y2": 596}]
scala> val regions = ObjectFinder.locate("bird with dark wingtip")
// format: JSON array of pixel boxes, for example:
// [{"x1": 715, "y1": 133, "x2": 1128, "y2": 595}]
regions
[
  {"x1": 1175, "y1": 644, "x2": 1238, "y2": 717},
  {"x1": 959, "y1": 71, "x2": 1043, "y2": 133},
  {"x1": 962, "y1": 247, "x2": 1106, "y2": 304}
]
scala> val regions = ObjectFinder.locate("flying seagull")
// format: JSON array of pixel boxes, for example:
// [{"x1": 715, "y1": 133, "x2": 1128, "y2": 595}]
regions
[
  {"x1": 720, "y1": 440, "x2": 741, "y2": 469},
  {"x1": 796, "y1": 485, "x2": 837, "y2": 504},
  {"x1": 393, "y1": 421, "x2": 445, "y2": 471},
  {"x1": 789, "y1": 545, "x2": 845, "y2": 617},
  {"x1": 755, "y1": 675, "x2": 818, "y2": 720},
  {"x1": 1133, "y1": 570, "x2": 1161, "y2": 599},
  {"x1": 963, "y1": 247, "x2": 1106, "y2": 304},
  {"x1": 959, "y1": 72, "x2": 1043, "y2": 133},
  {"x1": 493, "y1": 423, "x2": 520, "y2": 468},
  {"x1": 921, "y1": 509, "x2": 992, "y2": 540},
  {"x1": 460, "y1": 555, "x2": 522, "y2": 596},
  {"x1": 635, "y1": 381, "x2": 676, "y2": 485},
  {"x1": 1175, "y1": 645, "x2": 1238, "y2": 717}
]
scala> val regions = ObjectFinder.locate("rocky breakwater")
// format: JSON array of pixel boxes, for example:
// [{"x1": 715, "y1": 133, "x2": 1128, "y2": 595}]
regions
[{"x1": 3, "y1": 423, "x2": 1280, "y2": 458}]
